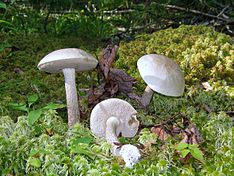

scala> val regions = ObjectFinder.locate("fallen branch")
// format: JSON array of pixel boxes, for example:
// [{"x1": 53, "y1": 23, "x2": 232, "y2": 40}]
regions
[
  {"x1": 217, "y1": 5, "x2": 230, "y2": 18},
  {"x1": 158, "y1": 3, "x2": 230, "y2": 22}
]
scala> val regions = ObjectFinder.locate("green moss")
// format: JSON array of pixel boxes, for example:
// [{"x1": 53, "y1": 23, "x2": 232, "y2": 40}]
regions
[
  {"x1": 0, "y1": 25, "x2": 233, "y2": 175},
  {"x1": 1, "y1": 109, "x2": 233, "y2": 175},
  {"x1": 0, "y1": 32, "x2": 101, "y2": 118},
  {"x1": 116, "y1": 25, "x2": 234, "y2": 91}
]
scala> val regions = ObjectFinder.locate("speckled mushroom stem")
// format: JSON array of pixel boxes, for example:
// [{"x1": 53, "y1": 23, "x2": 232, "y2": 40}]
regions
[
  {"x1": 140, "y1": 85, "x2": 154, "y2": 107},
  {"x1": 106, "y1": 116, "x2": 120, "y2": 143},
  {"x1": 106, "y1": 116, "x2": 121, "y2": 155},
  {"x1": 63, "y1": 68, "x2": 80, "y2": 127}
]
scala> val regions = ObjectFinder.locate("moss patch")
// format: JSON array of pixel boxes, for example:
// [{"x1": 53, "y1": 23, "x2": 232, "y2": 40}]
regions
[
  {"x1": 116, "y1": 25, "x2": 234, "y2": 90},
  {"x1": 0, "y1": 32, "x2": 102, "y2": 119}
]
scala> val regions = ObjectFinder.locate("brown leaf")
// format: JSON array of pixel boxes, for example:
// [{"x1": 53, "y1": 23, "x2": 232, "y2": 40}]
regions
[
  {"x1": 151, "y1": 126, "x2": 169, "y2": 141},
  {"x1": 180, "y1": 153, "x2": 192, "y2": 164},
  {"x1": 109, "y1": 68, "x2": 136, "y2": 94},
  {"x1": 99, "y1": 44, "x2": 118, "y2": 79},
  {"x1": 181, "y1": 124, "x2": 202, "y2": 144},
  {"x1": 88, "y1": 44, "x2": 140, "y2": 107},
  {"x1": 88, "y1": 84, "x2": 105, "y2": 106}
]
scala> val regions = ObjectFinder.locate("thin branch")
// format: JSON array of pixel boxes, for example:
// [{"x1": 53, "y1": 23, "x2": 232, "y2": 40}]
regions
[
  {"x1": 217, "y1": 5, "x2": 230, "y2": 18},
  {"x1": 158, "y1": 3, "x2": 230, "y2": 22}
]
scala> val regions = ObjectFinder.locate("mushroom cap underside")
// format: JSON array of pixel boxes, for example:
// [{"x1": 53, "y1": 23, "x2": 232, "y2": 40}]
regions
[
  {"x1": 38, "y1": 48, "x2": 98, "y2": 73},
  {"x1": 90, "y1": 98, "x2": 139, "y2": 138},
  {"x1": 137, "y1": 54, "x2": 185, "y2": 96}
]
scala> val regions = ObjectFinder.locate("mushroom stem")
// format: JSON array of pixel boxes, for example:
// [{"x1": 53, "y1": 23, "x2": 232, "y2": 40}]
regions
[
  {"x1": 106, "y1": 116, "x2": 122, "y2": 155},
  {"x1": 62, "y1": 68, "x2": 80, "y2": 127},
  {"x1": 140, "y1": 85, "x2": 154, "y2": 107},
  {"x1": 105, "y1": 116, "x2": 120, "y2": 143}
]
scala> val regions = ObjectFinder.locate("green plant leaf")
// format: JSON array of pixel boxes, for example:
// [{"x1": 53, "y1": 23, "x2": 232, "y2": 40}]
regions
[
  {"x1": 71, "y1": 146, "x2": 94, "y2": 159},
  {"x1": 28, "y1": 94, "x2": 39, "y2": 107},
  {"x1": 0, "y1": 20, "x2": 14, "y2": 28},
  {"x1": 74, "y1": 137, "x2": 93, "y2": 145},
  {"x1": 28, "y1": 109, "x2": 42, "y2": 126},
  {"x1": 28, "y1": 157, "x2": 41, "y2": 168},
  {"x1": 176, "y1": 143, "x2": 188, "y2": 151},
  {"x1": 189, "y1": 146, "x2": 205, "y2": 164},
  {"x1": 188, "y1": 144, "x2": 199, "y2": 150},
  {"x1": 0, "y1": 43, "x2": 11, "y2": 52},
  {"x1": 29, "y1": 149, "x2": 39, "y2": 157},
  {"x1": 119, "y1": 137, "x2": 127, "y2": 144},
  {"x1": 42, "y1": 103, "x2": 66, "y2": 110},
  {"x1": 8, "y1": 103, "x2": 28, "y2": 112},
  {"x1": 0, "y1": 2, "x2": 6, "y2": 9},
  {"x1": 181, "y1": 149, "x2": 190, "y2": 158}
]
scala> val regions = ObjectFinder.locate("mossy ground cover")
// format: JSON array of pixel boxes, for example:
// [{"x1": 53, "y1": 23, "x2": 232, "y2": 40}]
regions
[
  {"x1": 0, "y1": 32, "x2": 102, "y2": 119},
  {"x1": 0, "y1": 25, "x2": 233, "y2": 175}
]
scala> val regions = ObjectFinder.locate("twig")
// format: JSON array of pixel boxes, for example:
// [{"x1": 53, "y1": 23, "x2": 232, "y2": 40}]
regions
[
  {"x1": 140, "y1": 113, "x2": 185, "y2": 129},
  {"x1": 225, "y1": 25, "x2": 234, "y2": 35},
  {"x1": 158, "y1": 3, "x2": 230, "y2": 22},
  {"x1": 217, "y1": 5, "x2": 230, "y2": 18}
]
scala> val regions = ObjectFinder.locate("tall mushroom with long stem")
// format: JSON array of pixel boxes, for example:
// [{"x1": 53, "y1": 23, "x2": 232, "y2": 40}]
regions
[
  {"x1": 38, "y1": 48, "x2": 98, "y2": 127},
  {"x1": 137, "y1": 54, "x2": 185, "y2": 107},
  {"x1": 90, "y1": 98, "x2": 141, "y2": 167}
]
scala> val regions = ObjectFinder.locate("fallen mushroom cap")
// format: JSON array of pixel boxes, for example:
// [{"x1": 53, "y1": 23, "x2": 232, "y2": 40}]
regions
[
  {"x1": 137, "y1": 54, "x2": 185, "y2": 96},
  {"x1": 38, "y1": 48, "x2": 98, "y2": 73},
  {"x1": 90, "y1": 98, "x2": 139, "y2": 138}
]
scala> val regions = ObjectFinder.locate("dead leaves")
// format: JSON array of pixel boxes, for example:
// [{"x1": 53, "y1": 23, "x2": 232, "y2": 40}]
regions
[
  {"x1": 181, "y1": 124, "x2": 202, "y2": 145},
  {"x1": 88, "y1": 44, "x2": 140, "y2": 107},
  {"x1": 150, "y1": 113, "x2": 202, "y2": 145},
  {"x1": 149, "y1": 113, "x2": 204, "y2": 163},
  {"x1": 150, "y1": 126, "x2": 169, "y2": 141},
  {"x1": 99, "y1": 44, "x2": 118, "y2": 79}
]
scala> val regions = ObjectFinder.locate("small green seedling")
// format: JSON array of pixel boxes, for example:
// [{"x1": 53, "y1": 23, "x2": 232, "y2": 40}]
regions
[
  {"x1": 176, "y1": 142, "x2": 205, "y2": 164},
  {"x1": 8, "y1": 94, "x2": 65, "y2": 126}
]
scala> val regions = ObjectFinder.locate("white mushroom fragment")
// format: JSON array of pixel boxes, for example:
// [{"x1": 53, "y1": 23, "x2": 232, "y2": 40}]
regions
[
  {"x1": 137, "y1": 54, "x2": 185, "y2": 107},
  {"x1": 38, "y1": 48, "x2": 98, "y2": 127},
  {"x1": 119, "y1": 144, "x2": 141, "y2": 168}
]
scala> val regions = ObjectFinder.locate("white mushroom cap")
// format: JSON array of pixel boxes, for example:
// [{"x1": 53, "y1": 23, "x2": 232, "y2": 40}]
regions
[
  {"x1": 38, "y1": 48, "x2": 98, "y2": 73},
  {"x1": 137, "y1": 54, "x2": 185, "y2": 96},
  {"x1": 90, "y1": 98, "x2": 139, "y2": 138}
]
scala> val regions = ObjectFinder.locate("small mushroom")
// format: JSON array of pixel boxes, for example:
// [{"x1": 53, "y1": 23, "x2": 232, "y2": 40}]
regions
[
  {"x1": 90, "y1": 98, "x2": 139, "y2": 153},
  {"x1": 38, "y1": 48, "x2": 98, "y2": 127},
  {"x1": 137, "y1": 54, "x2": 185, "y2": 107}
]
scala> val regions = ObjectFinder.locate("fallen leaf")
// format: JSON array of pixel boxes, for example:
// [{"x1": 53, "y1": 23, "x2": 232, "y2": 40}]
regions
[
  {"x1": 99, "y1": 44, "x2": 118, "y2": 79},
  {"x1": 151, "y1": 126, "x2": 169, "y2": 141},
  {"x1": 109, "y1": 68, "x2": 136, "y2": 94},
  {"x1": 88, "y1": 44, "x2": 141, "y2": 107},
  {"x1": 181, "y1": 124, "x2": 202, "y2": 145}
]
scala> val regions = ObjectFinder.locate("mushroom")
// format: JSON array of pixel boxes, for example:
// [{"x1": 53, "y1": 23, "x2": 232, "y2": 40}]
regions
[
  {"x1": 90, "y1": 98, "x2": 141, "y2": 167},
  {"x1": 137, "y1": 54, "x2": 185, "y2": 107},
  {"x1": 90, "y1": 98, "x2": 139, "y2": 145},
  {"x1": 38, "y1": 48, "x2": 98, "y2": 127}
]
